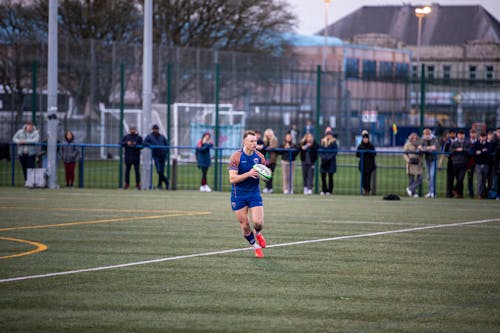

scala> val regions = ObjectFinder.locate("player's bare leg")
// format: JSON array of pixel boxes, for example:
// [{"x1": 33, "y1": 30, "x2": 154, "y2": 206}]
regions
[
  {"x1": 250, "y1": 206, "x2": 266, "y2": 248},
  {"x1": 235, "y1": 207, "x2": 264, "y2": 257}
]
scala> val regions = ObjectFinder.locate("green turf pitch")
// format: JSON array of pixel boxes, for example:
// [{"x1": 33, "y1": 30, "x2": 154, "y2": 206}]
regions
[{"x1": 0, "y1": 187, "x2": 499, "y2": 332}]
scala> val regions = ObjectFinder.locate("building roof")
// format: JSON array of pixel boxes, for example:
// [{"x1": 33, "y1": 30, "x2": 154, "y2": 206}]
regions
[
  {"x1": 283, "y1": 33, "x2": 343, "y2": 47},
  {"x1": 320, "y1": 5, "x2": 500, "y2": 46}
]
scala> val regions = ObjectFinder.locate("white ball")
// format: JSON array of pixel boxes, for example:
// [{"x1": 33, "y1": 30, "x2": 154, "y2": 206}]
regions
[{"x1": 253, "y1": 164, "x2": 272, "y2": 180}]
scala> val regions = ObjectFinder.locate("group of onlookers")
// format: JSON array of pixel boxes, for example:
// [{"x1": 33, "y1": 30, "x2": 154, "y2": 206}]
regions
[
  {"x1": 255, "y1": 125, "x2": 340, "y2": 196},
  {"x1": 119, "y1": 124, "x2": 213, "y2": 191},
  {"x1": 11, "y1": 119, "x2": 500, "y2": 199},
  {"x1": 253, "y1": 124, "x2": 342, "y2": 196},
  {"x1": 404, "y1": 126, "x2": 500, "y2": 199},
  {"x1": 442, "y1": 127, "x2": 499, "y2": 199},
  {"x1": 403, "y1": 128, "x2": 439, "y2": 198},
  {"x1": 11, "y1": 122, "x2": 82, "y2": 187}
]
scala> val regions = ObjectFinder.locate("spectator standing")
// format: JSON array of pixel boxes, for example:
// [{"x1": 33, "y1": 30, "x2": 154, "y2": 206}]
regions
[
  {"x1": 196, "y1": 132, "x2": 214, "y2": 192},
  {"x1": 262, "y1": 128, "x2": 279, "y2": 194},
  {"x1": 466, "y1": 129, "x2": 478, "y2": 198},
  {"x1": 121, "y1": 125, "x2": 143, "y2": 190},
  {"x1": 288, "y1": 124, "x2": 298, "y2": 144},
  {"x1": 473, "y1": 132, "x2": 494, "y2": 198},
  {"x1": 299, "y1": 133, "x2": 318, "y2": 195},
  {"x1": 486, "y1": 131, "x2": 496, "y2": 196},
  {"x1": 418, "y1": 128, "x2": 438, "y2": 198},
  {"x1": 59, "y1": 130, "x2": 80, "y2": 188},
  {"x1": 304, "y1": 119, "x2": 315, "y2": 137},
  {"x1": 442, "y1": 129, "x2": 457, "y2": 197},
  {"x1": 319, "y1": 130, "x2": 338, "y2": 195},
  {"x1": 255, "y1": 130, "x2": 265, "y2": 154},
  {"x1": 144, "y1": 124, "x2": 169, "y2": 190},
  {"x1": 450, "y1": 130, "x2": 472, "y2": 198},
  {"x1": 404, "y1": 133, "x2": 423, "y2": 197},
  {"x1": 356, "y1": 132, "x2": 376, "y2": 196},
  {"x1": 280, "y1": 132, "x2": 298, "y2": 194},
  {"x1": 12, "y1": 121, "x2": 40, "y2": 180}
]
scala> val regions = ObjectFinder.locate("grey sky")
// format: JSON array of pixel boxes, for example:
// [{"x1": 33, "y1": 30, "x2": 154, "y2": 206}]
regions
[{"x1": 286, "y1": 0, "x2": 500, "y2": 35}]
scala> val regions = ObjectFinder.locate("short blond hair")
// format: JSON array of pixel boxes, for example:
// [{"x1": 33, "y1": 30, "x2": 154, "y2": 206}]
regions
[{"x1": 243, "y1": 130, "x2": 256, "y2": 139}]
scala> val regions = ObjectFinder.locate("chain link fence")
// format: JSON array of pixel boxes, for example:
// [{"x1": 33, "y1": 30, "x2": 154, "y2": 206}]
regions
[{"x1": 1, "y1": 38, "x2": 499, "y2": 191}]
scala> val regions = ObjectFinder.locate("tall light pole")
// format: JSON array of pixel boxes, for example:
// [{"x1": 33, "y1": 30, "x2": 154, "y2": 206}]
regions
[
  {"x1": 322, "y1": 0, "x2": 331, "y2": 70},
  {"x1": 415, "y1": 6, "x2": 431, "y2": 66},
  {"x1": 46, "y1": 0, "x2": 58, "y2": 189},
  {"x1": 141, "y1": 0, "x2": 153, "y2": 190},
  {"x1": 415, "y1": 5, "x2": 431, "y2": 135}
]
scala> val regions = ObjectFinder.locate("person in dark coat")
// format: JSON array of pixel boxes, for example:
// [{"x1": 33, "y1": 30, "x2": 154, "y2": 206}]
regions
[
  {"x1": 450, "y1": 129, "x2": 472, "y2": 198},
  {"x1": 196, "y1": 132, "x2": 214, "y2": 192},
  {"x1": 280, "y1": 132, "x2": 299, "y2": 194},
  {"x1": 441, "y1": 129, "x2": 456, "y2": 197},
  {"x1": 319, "y1": 131, "x2": 338, "y2": 195},
  {"x1": 121, "y1": 125, "x2": 143, "y2": 190},
  {"x1": 473, "y1": 132, "x2": 494, "y2": 198},
  {"x1": 356, "y1": 132, "x2": 376, "y2": 195},
  {"x1": 299, "y1": 132, "x2": 319, "y2": 195},
  {"x1": 144, "y1": 124, "x2": 169, "y2": 190}
]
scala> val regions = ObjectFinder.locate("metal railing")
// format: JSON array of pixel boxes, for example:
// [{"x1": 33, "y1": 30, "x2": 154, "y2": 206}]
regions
[{"x1": 1, "y1": 142, "x2": 492, "y2": 199}]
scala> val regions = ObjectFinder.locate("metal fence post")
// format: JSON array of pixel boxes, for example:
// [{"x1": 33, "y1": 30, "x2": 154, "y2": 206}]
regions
[
  {"x1": 315, "y1": 65, "x2": 322, "y2": 194},
  {"x1": 78, "y1": 146, "x2": 84, "y2": 188},
  {"x1": 419, "y1": 63, "x2": 425, "y2": 135},
  {"x1": 11, "y1": 143, "x2": 16, "y2": 187},
  {"x1": 359, "y1": 151, "x2": 364, "y2": 195},
  {"x1": 171, "y1": 158, "x2": 177, "y2": 190},
  {"x1": 31, "y1": 61, "x2": 37, "y2": 126},
  {"x1": 214, "y1": 62, "x2": 220, "y2": 191},
  {"x1": 118, "y1": 64, "x2": 124, "y2": 188},
  {"x1": 166, "y1": 63, "x2": 172, "y2": 181}
]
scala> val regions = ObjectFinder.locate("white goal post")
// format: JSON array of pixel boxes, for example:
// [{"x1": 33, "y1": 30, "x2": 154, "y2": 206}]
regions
[{"x1": 99, "y1": 103, "x2": 246, "y2": 160}]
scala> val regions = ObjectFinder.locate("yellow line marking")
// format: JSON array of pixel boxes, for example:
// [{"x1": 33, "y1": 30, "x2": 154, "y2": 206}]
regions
[
  {"x1": 0, "y1": 211, "x2": 211, "y2": 232},
  {"x1": 0, "y1": 237, "x2": 48, "y2": 259},
  {"x1": 0, "y1": 206, "x2": 191, "y2": 214}
]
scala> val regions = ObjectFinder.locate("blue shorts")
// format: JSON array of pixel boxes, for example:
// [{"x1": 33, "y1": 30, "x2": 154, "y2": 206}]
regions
[{"x1": 230, "y1": 191, "x2": 263, "y2": 211}]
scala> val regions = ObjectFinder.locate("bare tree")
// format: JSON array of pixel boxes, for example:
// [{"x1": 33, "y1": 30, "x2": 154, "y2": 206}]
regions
[
  {"x1": 32, "y1": 0, "x2": 141, "y2": 140},
  {"x1": 1, "y1": 0, "x2": 297, "y2": 140},
  {"x1": 154, "y1": 0, "x2": 296, "y2": 53},
  {"x1": 0, "y1": 0, "x2": 43, "y2": 125}
]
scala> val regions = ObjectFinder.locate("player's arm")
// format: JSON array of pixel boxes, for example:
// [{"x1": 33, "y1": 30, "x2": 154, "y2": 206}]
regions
[
  {"x1": 229, "y1": 169, "x2": 258, "y2": 184},
  {"x1": 228, "y1": 151, "x2": 258, "y2": 184}
]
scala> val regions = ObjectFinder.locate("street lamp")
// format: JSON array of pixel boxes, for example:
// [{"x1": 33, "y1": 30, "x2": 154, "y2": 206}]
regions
[
  {"x1": 415, "y1": 6, "x2": 431, "y2": 66},
  {"x1": 323, "y1": 0, "x2": 331, "y2": 70},
  {"x1": 415, "y1": 5, "x2": 431, "y2": 136}
]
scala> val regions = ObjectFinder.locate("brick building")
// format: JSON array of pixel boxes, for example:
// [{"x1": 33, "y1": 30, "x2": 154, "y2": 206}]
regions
[{"x1": 316, "y1": 4, "x2": 500, "y2": 129}]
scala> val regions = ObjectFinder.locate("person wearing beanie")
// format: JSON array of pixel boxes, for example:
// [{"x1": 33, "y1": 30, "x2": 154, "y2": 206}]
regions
[
  {"x1": 319, "y1": 130, "x2": 338, "y2": 195},
  {"x1": 144, "y1": 124, "x2": 169, "y2": 190},
  {"x1": 120, "y1": 125, "x2": 143, "y2": 190},
  {"x1": 356, "y1": 132, "x2": 376, "y2": 195}
]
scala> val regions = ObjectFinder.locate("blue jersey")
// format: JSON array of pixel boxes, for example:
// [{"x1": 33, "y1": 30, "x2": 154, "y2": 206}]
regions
[
  {"x1": 229, "y1": 149, "x2": 267, "y2": 194},
  {"x1": 229, "y1": 149, "x2": 267, "y2": 211}
]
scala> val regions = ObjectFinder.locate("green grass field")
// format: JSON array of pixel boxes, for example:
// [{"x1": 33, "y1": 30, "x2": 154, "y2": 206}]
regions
[{"x1": 1, "y1": 187, "x2": 499, "y2": 332}]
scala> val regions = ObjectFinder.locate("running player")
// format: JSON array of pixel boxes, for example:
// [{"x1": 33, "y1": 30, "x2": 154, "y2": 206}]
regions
[{"x1": 228, "y1": 130, "x2": 268, "y2": 258}]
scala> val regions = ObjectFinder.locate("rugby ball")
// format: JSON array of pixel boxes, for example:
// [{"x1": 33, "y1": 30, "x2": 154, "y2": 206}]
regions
[{"x1": 253, "y1": 164, "x2": 272, "y2": 181}]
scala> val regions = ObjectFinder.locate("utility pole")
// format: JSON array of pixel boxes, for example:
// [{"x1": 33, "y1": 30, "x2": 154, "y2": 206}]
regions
[
  {"x1": 141, "y1": 0, "x2": 153, "y2": 190},
  {"x1": 46, "y1": 0, "x2": 58, "y2": 189}
]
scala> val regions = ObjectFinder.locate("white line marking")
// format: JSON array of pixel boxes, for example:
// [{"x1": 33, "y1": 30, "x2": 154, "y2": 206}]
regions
[
  {"x1": 1, "y1": 218, "x2": 498, "y2": 283},
  {"x1": 320, "y1": 220, "x2": 415, "y2": 225}
]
